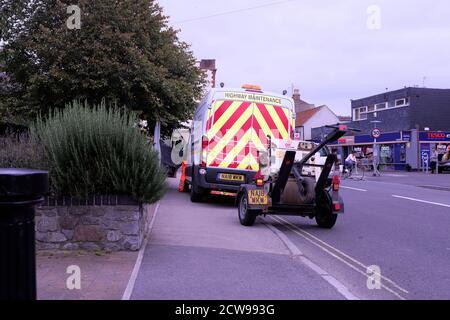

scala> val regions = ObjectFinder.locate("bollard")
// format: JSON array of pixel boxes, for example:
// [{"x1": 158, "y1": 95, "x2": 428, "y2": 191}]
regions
[{"x1": 0, "y1": 168, "x2": 48, "y2": 300}]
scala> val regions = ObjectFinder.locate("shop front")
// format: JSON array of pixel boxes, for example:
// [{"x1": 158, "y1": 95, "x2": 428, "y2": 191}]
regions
[
  {"x1": 329, "y1": 131, "x2": 411, "y2": 171},
  {"x1": 418, "y1": 131, "x2": 450, "y2": 165}
]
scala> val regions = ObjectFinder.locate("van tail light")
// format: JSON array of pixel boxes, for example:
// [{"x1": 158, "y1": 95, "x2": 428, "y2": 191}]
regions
[
  {"x1": 333, "y1": 202, "x2": 341, "y2": 212},
  {"x1": 332, "y1": 175, "x2": 340, "y2": 191},
  {"x1": 254, "y1": 170, "x2": 264, "y2": 187},
  {"x1": 201, "y1": 135, "x2": 208, "y2": 168}
]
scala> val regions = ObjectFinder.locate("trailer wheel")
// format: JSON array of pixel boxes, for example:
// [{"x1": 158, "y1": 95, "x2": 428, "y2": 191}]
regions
[
  {"x1": 315, "y1": 191, "x2": 337, "y2": 229},
  {"x1": 238, "y1": 193, "x2": 259, "y2": 226}
]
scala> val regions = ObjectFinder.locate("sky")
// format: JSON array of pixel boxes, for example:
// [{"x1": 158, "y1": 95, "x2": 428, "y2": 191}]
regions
[{"x1": 158, "y1": 0, "x2": 450, "y2": 116}]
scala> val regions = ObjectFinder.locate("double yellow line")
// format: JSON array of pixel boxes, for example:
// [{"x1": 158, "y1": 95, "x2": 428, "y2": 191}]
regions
[{"x1": 268, "y1": 215, "x2": 409, "y2": 300}]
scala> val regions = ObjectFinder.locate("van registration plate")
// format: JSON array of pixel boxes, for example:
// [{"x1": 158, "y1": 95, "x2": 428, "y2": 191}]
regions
[{"x1": 218, "y1": 173, "x2": 245, "y2": 182}]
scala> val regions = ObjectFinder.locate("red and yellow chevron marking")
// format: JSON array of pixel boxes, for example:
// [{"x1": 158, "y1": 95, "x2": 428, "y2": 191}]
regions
[{"x1": 206, "y1": 100, "x2": 292, "y2": 170}]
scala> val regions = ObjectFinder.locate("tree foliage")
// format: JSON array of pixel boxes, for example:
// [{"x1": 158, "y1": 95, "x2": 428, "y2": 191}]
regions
[{"x1": 0, "y1": 0, "x2": 205, "y2": 134}]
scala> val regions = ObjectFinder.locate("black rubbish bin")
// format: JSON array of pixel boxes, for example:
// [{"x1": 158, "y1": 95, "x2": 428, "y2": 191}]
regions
[{"x1": 0, "y1": 168, "x2": 48, "y2": 300}]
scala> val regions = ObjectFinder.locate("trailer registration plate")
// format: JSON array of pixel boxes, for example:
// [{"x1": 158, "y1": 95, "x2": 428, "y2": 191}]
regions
[
  {"x1": 248, "y1": 190, "x2": 268, "y2": 205},
  {"x1": 218, "y1": 173, "x2": 245, "y2": 182}
]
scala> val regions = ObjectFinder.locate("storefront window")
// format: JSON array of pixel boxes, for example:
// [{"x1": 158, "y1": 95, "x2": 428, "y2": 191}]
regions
[
  {"x1": 380, "y1": 145, "x2": 393, "y2": 164},
  {"x1": 436, "y1": 143, "x2": 449, "y2": 161}
]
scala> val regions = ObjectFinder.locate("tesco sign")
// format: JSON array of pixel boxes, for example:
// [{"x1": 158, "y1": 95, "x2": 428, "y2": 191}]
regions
[{"x1": 419, "y1": 131, "x2": 450, "y2": 142}]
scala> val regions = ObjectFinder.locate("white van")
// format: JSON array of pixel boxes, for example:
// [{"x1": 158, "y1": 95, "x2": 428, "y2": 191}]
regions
[{"x1": 184, "y1": 85, "x2": 295, "y2": 202}]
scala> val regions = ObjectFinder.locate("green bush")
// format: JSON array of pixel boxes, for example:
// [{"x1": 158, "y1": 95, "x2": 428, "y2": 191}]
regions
[{"x1": 31, "y1": 101, "x2": 167, "y2": 203}]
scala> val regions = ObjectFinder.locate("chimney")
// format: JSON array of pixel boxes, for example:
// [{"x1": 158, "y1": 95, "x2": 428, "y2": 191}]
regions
[{"x1": 292, "y1": 89, "x2": 301, "y2": 102}]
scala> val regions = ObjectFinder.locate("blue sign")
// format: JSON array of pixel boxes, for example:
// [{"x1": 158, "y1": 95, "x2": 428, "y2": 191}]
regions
[
  {"x1": 402, "y1": 131, "x2": 411, "y2": 142},
  {"x1": 355, "y1": 132, "x2": 402, "y2": 144},
  {"x1": 420, "y1": 144, "x2": 431, "y2": 165},
  {"x1": 419, "y1": 131, "x2": 450, "y2": 142}
]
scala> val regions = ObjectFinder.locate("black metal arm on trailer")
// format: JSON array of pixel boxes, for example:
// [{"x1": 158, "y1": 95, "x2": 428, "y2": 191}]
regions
[
  {"x1": 271, "y1": 150, "x2": 296, "y2": 203},
  {"x1": 270, "y1": 125, "x2": 359, "y2": 202}
]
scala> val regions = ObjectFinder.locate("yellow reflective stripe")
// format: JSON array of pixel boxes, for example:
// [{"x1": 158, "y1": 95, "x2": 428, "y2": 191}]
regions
[
  {"x1": 265, "y1": 104, "x2": 289, "y2": 139},
  {"x1": 249, "y1": 128, "x2": 266, "y2": 150},
  {"x1": 283, "y1": 108, "x2": 292, "y2": 132},
  {"x1": 252, "y1": 106, "x2": 274, "y2": 138},
  {"x1": 219, "y1": 130, "x2": 252, "y2": 168},
  {"x1": 237, "y1": 153, "x2": 258, "y2": 170},
  {"x1": 207, "y1": 101, "x2": 242, "y2": 140},
  {"x1": 250, "y1": 156, "x2": 259, "y2": 171},
  {"x1": 237, "y1": 153, "x2": 251, "y2": 170},
  {"x1": 216, "y1": 128, "x2": 265, "y2": 169},
  {"x1": 207, "y1": 106, "x2": 253, "y2": 165}
]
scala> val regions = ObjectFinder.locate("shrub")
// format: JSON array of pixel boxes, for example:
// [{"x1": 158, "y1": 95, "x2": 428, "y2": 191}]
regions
[
  {"x1": 0, "y1": 130, "x2": 48, "y2": 170},
  {"x1": 31, "y1": 101, "x2": 167, "y2": 203}
]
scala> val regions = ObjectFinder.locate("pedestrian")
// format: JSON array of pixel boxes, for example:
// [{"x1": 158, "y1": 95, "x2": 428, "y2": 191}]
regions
[
  {"x1": 430, "y1": 149, "x2": 438, "y2": 173},
  {"x1": 443, "y1": 146, "x2": 450, "y2": 161}
]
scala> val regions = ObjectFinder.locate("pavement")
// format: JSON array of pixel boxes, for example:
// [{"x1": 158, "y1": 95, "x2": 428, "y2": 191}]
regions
[{"x1": 37, "y1": 250, "x2": 137, "y2": 300}]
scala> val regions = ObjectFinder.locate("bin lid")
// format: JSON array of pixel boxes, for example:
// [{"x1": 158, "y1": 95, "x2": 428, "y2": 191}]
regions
[{"x1": 0, "y1": 168, "x2": 49, "y2": 198}]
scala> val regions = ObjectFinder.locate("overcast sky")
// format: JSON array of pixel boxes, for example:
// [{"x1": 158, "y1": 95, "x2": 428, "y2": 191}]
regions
[{"x1": 158, "y1": 0, "x2": 450, "y2": 116}]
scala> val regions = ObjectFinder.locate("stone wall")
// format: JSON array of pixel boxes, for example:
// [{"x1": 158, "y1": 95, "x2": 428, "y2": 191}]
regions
[{"x1": 35, "y1": 196, "x2": 157, "y2": 251}]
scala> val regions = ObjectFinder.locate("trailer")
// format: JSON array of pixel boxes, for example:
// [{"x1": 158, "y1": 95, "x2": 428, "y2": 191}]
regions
[{"x1": 236, "y1": 125, "x2": 358, "y2": 229}]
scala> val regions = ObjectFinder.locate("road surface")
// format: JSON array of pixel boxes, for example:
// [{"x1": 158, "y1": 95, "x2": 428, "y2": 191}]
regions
[{"x1": 130, "y1": 172, "x2": 450, "y2": 300}]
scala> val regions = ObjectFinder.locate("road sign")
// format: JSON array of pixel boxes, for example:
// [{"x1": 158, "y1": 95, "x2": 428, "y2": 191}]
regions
[{"x1": 371, "y1": 128, "x2": 381, "y2": 139}]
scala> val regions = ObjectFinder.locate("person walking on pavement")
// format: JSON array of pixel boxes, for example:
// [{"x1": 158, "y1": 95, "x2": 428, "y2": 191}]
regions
[{"x1": 430, "y1": 148, "x2": 438, "y2": 174}]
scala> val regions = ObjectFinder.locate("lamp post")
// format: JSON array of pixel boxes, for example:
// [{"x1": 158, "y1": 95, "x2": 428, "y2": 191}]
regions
[{"x1": 0, "y1": 169, "x2": 48, "y2": 300}]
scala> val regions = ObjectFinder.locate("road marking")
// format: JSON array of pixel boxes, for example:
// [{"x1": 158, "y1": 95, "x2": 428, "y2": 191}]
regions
[
  {"x1": 264, "y1": 221, "x2": 359, "y2": 300},
  {"x1": 340, "y1": 186, "x2": 368, "y2": 192},
  {"x1": 274, "y1": 215, "x2": 409, "y2": 294},
  {"x1": 382, "y1": 174, "x2": 406, "y2": 177},
  {"x1": 269, "y1": 215, "x2": 408, "y2": 300},
  {"x1": 122, "y1": 202, "x2": 160, "y2": 300},
  {"x1": 264, "y1": 223, "x2": 303, "y2": 256},
  {"x1": 392, "y1": 195, "x2": 450, "y2": 208}
]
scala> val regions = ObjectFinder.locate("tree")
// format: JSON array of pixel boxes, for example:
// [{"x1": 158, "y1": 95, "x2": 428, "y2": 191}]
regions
[{"x1": 0, "y1": 0, "x2": 205, "y2": 134}]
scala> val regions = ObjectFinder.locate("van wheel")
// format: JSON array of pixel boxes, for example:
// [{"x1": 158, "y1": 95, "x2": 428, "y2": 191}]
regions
[
  {"x1": 238, "y1": 193, "x2": 259, "y2": 226},
  {"x1": 315, "y1": 191, "x2": 337, "y2": 229},
  {"x1": 190, "y1": 176, "x2": 204, "y2": 203}
]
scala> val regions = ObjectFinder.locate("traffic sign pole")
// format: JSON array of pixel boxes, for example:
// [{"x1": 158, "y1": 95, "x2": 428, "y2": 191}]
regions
[{"x1": 371, "y1": 128, "x2": 381, "y2": 176}]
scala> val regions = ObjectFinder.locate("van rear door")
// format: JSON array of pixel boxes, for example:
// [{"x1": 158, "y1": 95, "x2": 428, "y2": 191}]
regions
[
  {"x1": 206, "y1": 100, "x2": 254, "y2": 170},
  {"x1": 206, "y1": 99, "x2": 292, "y2": 172}
]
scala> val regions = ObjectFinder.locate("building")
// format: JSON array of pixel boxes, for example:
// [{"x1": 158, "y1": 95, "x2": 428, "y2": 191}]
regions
[
  {"x1": 312, "y1": 87, "x2": 450, "y2": 170},
  {"x1": 295, "y1": 105, "x2": 340, "y2": 141},
  {"x1": 292, "y1": 89, "x2": 316, "y2": 113},
  {"x1": 198, "y1": 59, "x2": 217, "y2": 89},
  {"x1": 292, "y1": 89, "x2": 340, "y2": 140},
  {"x1": 350, "y1": 87, "x2": 450, "y2": 133},
  {"x1": 337, "y1": 115, "x2": 352, "y2": 123}
]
